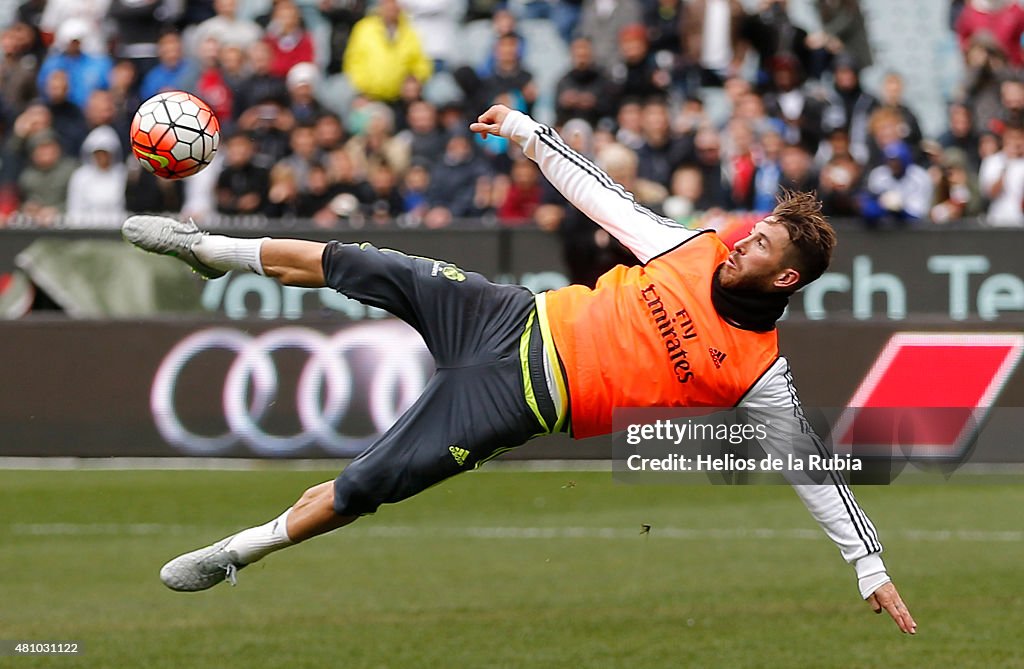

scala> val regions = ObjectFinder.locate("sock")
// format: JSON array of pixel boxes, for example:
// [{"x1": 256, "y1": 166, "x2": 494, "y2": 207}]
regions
[
  {"x1": 223, "y1": 508, "x2": 294, "y2": 565},
  {"x1": 192, "y1": 235, "x2": 268, "y2": 275}
]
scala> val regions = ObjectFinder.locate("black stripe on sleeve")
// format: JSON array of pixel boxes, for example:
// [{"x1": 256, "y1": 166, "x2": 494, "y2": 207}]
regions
[{"x1": 782, "y1": 368, "x2": 881, "y2": 554}]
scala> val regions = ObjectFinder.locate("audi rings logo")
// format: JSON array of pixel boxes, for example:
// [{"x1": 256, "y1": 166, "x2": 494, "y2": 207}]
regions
[{"x1": 151, "y1": 324, "x2": 432, "y2": 456}]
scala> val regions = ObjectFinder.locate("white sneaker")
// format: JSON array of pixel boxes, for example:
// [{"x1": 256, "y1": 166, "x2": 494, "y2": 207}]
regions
[
  {"x1": 159, "y1": 538, "x2": 246, "y2": 592},
  {"x1": 122, "y1": 215, "x2": 225, "y2": 280}
]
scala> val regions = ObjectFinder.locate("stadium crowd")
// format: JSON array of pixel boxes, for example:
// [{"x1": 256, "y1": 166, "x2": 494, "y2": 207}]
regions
[{"x1": 1, "y1": 0, "x2": 1023, "y2": 255}]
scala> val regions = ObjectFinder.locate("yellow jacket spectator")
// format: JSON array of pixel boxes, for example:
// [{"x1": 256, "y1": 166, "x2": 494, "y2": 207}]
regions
[{"x1": 343, "y1": 0, "x2": 433, "y2": 102}]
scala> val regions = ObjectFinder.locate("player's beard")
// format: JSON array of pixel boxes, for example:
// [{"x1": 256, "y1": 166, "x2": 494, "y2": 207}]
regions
[{"x1": 717, "y1": 257, "x2": 779, "y2": 293}]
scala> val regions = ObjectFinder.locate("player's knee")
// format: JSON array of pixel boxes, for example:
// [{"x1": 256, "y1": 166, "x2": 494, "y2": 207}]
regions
[
  {"x1": 295, "y1": 481, "x2": 334, "y2": 513},
  {"x1": 332, "y1": 461, "x2": 386, "y2": 517}
]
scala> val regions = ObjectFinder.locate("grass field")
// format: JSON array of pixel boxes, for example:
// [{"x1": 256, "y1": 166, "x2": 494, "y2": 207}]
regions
[{"x1": 1, "y1": 468, "x2": 1022, "y2": 668}]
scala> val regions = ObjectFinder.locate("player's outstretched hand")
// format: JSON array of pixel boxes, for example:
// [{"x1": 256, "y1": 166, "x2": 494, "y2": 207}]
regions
[
  {"x1": 469, "y1": 104, "x2": 513, "y2": 140},
  {"x1": 867, "y1": 582, "x2": 917, "y2": 634}
]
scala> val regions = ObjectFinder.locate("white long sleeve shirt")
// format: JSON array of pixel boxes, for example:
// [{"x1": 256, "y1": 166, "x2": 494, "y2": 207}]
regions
[{"x1": 501, "y1": 109, "x2": 889, "y2": 599}]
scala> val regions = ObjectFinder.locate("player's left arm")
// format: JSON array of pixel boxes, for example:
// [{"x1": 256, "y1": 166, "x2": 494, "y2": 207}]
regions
[
  {"x1": 470, "y1": 105, "x2": 698, "y2": 263},
  {"x1": 739, "y1": 358, "x2": 917, "y2": 634}
]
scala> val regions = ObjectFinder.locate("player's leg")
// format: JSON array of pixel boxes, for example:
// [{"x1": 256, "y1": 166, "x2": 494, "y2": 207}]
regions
[
  {"x1": 159, "y1": 361, "x2": 543, "y2": 593},
  {"x1": 122, "y1": 214, "x2": 329, "y2": 286},
  {"x1": 158, "y1": 480, "x2": 357, "y2": 592}
]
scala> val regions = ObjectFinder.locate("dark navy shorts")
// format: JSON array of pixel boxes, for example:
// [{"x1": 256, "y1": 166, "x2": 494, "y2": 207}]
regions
[{"x1": 321, "y1": 242, "x2": 558, "y2": 516}]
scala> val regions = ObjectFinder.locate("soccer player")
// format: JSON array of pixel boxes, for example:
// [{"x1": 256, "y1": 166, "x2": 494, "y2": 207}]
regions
[{"x1": 123, "y1": 104, "x2": 916, "y2": 634}]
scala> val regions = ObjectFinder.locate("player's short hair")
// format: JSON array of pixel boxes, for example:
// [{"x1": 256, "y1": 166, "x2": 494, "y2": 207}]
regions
[{"x1": 771, "y1": 189, "x2": 836, "y2": 289}]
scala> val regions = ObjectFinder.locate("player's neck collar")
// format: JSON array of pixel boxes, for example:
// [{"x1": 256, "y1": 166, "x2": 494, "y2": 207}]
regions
[{"x1": 711, "y1": 265, "x2": 791, "y2": 333}]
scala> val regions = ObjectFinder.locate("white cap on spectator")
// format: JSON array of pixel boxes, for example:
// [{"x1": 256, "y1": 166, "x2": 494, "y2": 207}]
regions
[
  {"x1": 55, "y1": 18, "x2": 91, "y2": 50},
  {"x1": 286, "y1": 62, "x2": 320, "y2": 90}
]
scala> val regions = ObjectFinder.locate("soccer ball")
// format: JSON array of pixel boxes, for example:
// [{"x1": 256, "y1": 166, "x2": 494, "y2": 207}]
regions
[{"x1": 130, "y1": 91, "x2": 220, "y2": 179}]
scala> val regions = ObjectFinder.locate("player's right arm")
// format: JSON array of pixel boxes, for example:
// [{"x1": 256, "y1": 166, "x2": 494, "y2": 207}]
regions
[
  {"x1": 739, "y1": 357, "x2": 917, "y2": 634},
  {"x1": 471, "y1": 105, "x2": 699, "y2": 263}
]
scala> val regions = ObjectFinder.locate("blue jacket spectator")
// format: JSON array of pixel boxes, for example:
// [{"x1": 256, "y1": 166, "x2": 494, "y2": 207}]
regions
[
  {"x1": 36, "y1": 19, "x2": 112, "y2": 109},
  {"x1": 140, "y1": 33, "x2": 194, "y2": 101},
  {"x1": 861, "y1": 141, "x2": 933, "y2": 227}
]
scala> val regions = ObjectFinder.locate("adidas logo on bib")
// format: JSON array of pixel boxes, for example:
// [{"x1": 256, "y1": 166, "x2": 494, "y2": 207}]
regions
[{"x1": 708, "y1": 347, "x2": 727, "y2": 369}]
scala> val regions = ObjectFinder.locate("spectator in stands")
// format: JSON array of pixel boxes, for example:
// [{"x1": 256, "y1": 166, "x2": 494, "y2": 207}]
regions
[
  {"x1": 38, "y1": 0, "x2": 108, "y2": 56},
  {"x1": 36, "y1": 19, "x2": 112, "y2": 110},
  {"x1": 555, "y1": 37, "x2": 611, "y2": 126},
  {"x1": 807, "y1": 0, "x2": 873, "y2": 74},
  {"x1": 296, "y1": 163, "x2": 342, "y2": 223},
  {"x1": 750, "y1": 126, "x2": 784, "y2": 211},
  {"x1": 644, "y1": 0, "x2": 684, "y2": 56},
  {"x1": 0, "y1": 23, "x2": 39, "y2": 112},
  {"x1": 939, "y1": 101, "x2": 981, "y2": 171},
  {"x1": 663, "y1": 164, "x2": 707, "y2": 223},
  {"x1": 497, "y1": 158, "x2": 542, "y2": 224},
  {"x1": 743, "y1": 0, "x2": 813, "y2": 85},
  {"x1": 314, "y1": 112, "x2": 347, "y2": 152},
  {"x1": 324, "y1": 146, "x2": 374, "y2": 205},
  {"x1": 762, "y1": 54, "x2": 826, "y2": 154},
  {"x1": 66, "y1": 125, "x2": 126, "y2": 227},
  {"x1": 861, "y1": 140, "x2": 932, "y2": 227},
  {"x1": 187, "y1": 37, "x2": 233, "y2": 122},
  {"x1": 237, "y1": 99, "x2": 294, "y2": 169},
  {"x1": 109, "y1": 0, "x2": 181, "y2": 77},
  {"x1": 929, "y1": 147, "x2": 983, "y2": 223},
  {"x1": 636, "y1": 97, "x2": 686, "y2": 188},
  {"x1": 278, "y1": 123, "x2": 321, "y2": 192},
  {"x1": 609, "y1": 23, "x2": 670, "y2": 103},
  {"x1": 778, "y1": 142, "x2": 818, "y2": 193},
  {"x1": 400, "y1": 160, "x2": 431, "y2": 221},
  {"x1": 688, "y1": 124, "x2": 731, "y2": 208},
  {"x1": 18, "y1": 130, "x2": 76, "y2": 225},
  {"x1": 818, "y1": 149, "x2": 862, "y2": 217},
  {"x1": 482, "y1": 33, "x2": 538, "y2": 115},
  {"x1": 264, "y1": 0, "x2": 316, "y2": 79},
  {"x1": 613, "y1": 98, "x2": 644, "y2": 150},
  {"x1": 345, "y1": 101, "x2": 409, "y2": 175},
  {"x1": 424, "y1": 132, "x2": 492, "y2": 227},
  {"x1": 961, "y1": 32, "x2": 1010, "y2": 135},
  {"x1": 397, "y1": 99, "x2": 447, "y2": 167},
  {"x1": 320, "y1": 0, "x2": 367, "y2": 73},
  {"x1": 234, "y1": 42, "x2": 289, "y2": 115},
  {"x1": 108, "y1": 61, "x2": 142, "y2": 155},
  {"x1": 364, "y1": 160, "x2": 405, "y2": 220},
  {"x1": 863, "y1": 106, "x2": 914, "y2": 172},
  {"x1": 43, "y1": 69, "x2": 87, "y2": 157},
  {"x1": 822, "y1": 53, "x2": 876, "y2": 165},
  {"x1": 513, "y1": 0, "x2": 582, "y2": 45},
  {"x1": 578, "y1": 0, "x2": 643, "y2": 72},
  {"x1": 400, "y1": 0, "x2": 458, "y2": 70},
  {"x1": 477, "y1": 9, "x2": 523, "y2": 79},
  {"x1": 193, "y1": 0, "x2": 264, "y2": 50},
  {"x1": 83, "y1": 90, "x2": 123, "y2": 150},
  {"x1": 140, "y1": 32, "x2": 193, "y2": 102},
  {"x1": 681, "y1": 0, "x2": 747, "y2": 87},
  {"x1": 1, "y1": 102, "x2": 51, "y2": 189},
  {"x1": 994, "y1": 78, "x2": 1024, "y2": 132},
  {"x1": 979, "y1": 122, "x2": 1024, "y2": 226},
  {"x1": 877, "y1": 72, "x2": 923, "y2": 159},
  {"x1": 216, "y1": 132, "x2": 270, "y2": 215},
  {"x1": 722, "y1": 117, "x2": 758, "y2": 209},
  {"x1": 266, "y1": 162, "x2": 300, "y2": 219},
  {"x1": 343, "y1": 0, "x2": 433, "y2": 103},
  {"x1": 219, "y1": 44, "x2": 249, "y2": 116},
  {"x1": 286, "y1": 62, "x2": 326, "y2": 125},
  {"x1": 955, "y1": 0, "x2": 1024, "y2": 68}
]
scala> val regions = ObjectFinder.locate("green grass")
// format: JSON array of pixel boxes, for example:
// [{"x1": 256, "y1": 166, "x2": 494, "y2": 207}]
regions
[{"x1": 1, "y1": 469, "x2": 1022, "y2": 668}]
